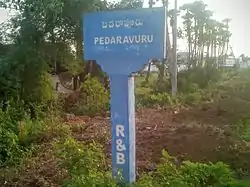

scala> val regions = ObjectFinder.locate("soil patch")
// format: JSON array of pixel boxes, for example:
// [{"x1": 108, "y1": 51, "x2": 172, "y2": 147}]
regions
[
  {"x1": 1, "y1": 144, "x2": 67, "y2": 187},
  {"x1": 66, "y1": 107, "x2": 235, "y2": 171},
  {"x1": 2, "y1": 107, "x2": 243, "y2": 186}
]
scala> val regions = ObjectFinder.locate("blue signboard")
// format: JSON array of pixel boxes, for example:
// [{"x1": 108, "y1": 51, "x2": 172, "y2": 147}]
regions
[
  {"x1": 83, "y1": 7, "x2": 165, "y2": 75},
  {"x1": 83, "y1": 7, "x2": 165, "y2": 183}
]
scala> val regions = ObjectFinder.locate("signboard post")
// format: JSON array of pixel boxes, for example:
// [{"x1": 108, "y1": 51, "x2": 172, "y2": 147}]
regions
[{"x1": 83, "y1": 7, "x2": 165, "y2": 183}]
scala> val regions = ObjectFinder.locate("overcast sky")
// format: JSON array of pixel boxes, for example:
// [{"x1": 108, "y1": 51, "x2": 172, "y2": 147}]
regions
[{"x1": 0, "y1": 0, "x2": 249, "y2": 57}]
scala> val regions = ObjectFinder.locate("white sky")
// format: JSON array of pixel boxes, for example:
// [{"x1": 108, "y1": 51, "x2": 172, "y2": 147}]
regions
[{"x1": 0, "y1": 0, "x2": 249, "y2": 57}]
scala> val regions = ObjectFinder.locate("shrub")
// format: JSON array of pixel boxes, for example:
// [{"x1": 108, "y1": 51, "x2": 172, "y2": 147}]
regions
[
  {"x1": 18, "y1": 116, "x2": 71, "y2": 147},
  {"x1": 136, "y1": 150, "x2": 236, "y2": 187},
  {"x1": 0, "y1": 124, "x2": 21, "y2": 166},
  {"x1": 136, "y1": 92, "x2": 174, "y2": 108},
  {"x1": 234, "y1": 117, "x2": 250, "y2": 141},
  {"x1": 54, "y1": 139, "x2": 241, "y2": 187},
  {"x1": 177, "y1": 66, "x2": 221, "y2": 93},
  {"x1": 216, "y1": 141, "x2": 250, "y2": 178},
  {"x1": 0, "y1": 100, "x2": 70, "y2": 166},
  {"x1": 72, "y1": 75, "x2": 109, "y2": 116},
  {"x1": 151, "y1": 79, "x2": 171, "y2": 93},
  {"x1": 55, "y1": 138, "x2": 117, "y2": 187},
  {"x1": 182, "y1": 92, "x2": 202, "y2": 106},
  {"x1": 135, "y1": 66, "x2": 224, "y2": 108}
]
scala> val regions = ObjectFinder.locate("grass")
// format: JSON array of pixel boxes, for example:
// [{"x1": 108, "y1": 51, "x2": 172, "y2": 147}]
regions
[{"x1": 3, "y1": 68, "x2": 250, "y2": 186}]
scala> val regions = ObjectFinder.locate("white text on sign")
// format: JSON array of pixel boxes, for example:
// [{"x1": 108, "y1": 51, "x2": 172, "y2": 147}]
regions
[
  {"x1": 116, "y1": 124, "x2": 126, "y2": 165},
  {"x1": 94, "y1": 35, "x2": 154, "y2": 45},
  {"x1": 101, "y1": 19, "x2": 143, "y2": 29}
]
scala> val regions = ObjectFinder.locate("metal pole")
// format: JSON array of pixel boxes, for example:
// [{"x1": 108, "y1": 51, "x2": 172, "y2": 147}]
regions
[
  {"x1": 172, "y1": 0, "x2": 178, "y2": 95},
  {"x1": 144, "y1": 0, "x2": 153, "y2": 82},
  {"x1": 148, "y1": 0, "x2": 153, "y2": 8}
]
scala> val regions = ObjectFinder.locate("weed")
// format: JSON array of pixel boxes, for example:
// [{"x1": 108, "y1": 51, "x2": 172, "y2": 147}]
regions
[
  {"x1": 55, "y1": 138, "x2": 117, "y2": 187},
  {"x1": 72, "y1": 74, "x2": 109, "y2": 116}
]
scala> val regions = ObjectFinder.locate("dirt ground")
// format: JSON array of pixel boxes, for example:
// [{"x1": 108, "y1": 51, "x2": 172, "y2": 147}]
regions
[
  {"x1": 2, "y1": 105, "x2": 242, "y2": 187},
  {"x1": 66, "y1": 104, "x2": 236, "y2": 172}
]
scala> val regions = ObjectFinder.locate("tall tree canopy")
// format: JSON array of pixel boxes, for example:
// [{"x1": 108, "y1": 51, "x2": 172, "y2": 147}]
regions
[{"x1": 0, "y1": 0, "x2": 143, "y2": 108}]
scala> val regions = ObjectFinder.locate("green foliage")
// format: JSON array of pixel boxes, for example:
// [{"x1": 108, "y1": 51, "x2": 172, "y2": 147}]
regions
[
  {"x1": 216, "y1": 141, "x2": 250, "y2": 179},
  {"x1": 0, "y1": 122, "x2": 21, "y2": 166},
  {"x1": 178, "y1": 66, "x2": 221, "y2": 93},
  {"x1": 180, "y1": 92, "x2": 203, "y2": 105},
  {"x1": 136, "y1": 150, "x2": 236, "y2": 187},
  {"x1": 137, "y1": 92, "x2": 175, "y2": 108},
  {"x1": 0, "y1": 45, "x2": 54, "y2": 119},
  {"x1": 151, "y1": 79, "x2": 171, "y2": 93},
  {"x1": 2, "y1": 118, "x2": 249, "y2": 187},
  {"x1": 55, "y1": 138, "x2": 117, "y2": 187},
  {"x1": 234, "y1": 117, "x2": 250, "y2": 141},
  {"x1": 136, "y1": 88, "x2": 210, "y2": 108},
  {"x1": 179, "y1": 161, "x2": 234, "y2": 186},
  {"x1": 180, "y1": 1, "x2": 232, "y2": 65},
  {"x1": 0, "y1": 58, "x2": 21, "y2": 101},
  {"x1": 135, "y1": 67, "x2": 242, "y2": 109},
  {"x1": 54, "y1": 138, "x2": 243, "y2": 187},
  {"x1": 0, "y1": 100, "x2": 70, "y2": 166},
  {"x1": 72, "y1": 75, "x2": 109, "y2": 116},
  {"x1": 1, "y1": 0, "x2": 250, "y2": 186},
  {"x1": 135, "y1": 65, "x2": 223, "y2": 108},
  {"x1": 230, "y1": 180, "x2": 250, "y2": 187},
  {"x1": 0, "y1": 101, "x2": 30, "y2": 165}
]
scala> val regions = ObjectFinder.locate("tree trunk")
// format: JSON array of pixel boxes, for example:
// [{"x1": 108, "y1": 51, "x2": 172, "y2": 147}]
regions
[
  {"x1": 192, "y1": 20, "x2": 201, "y2": 68},
  {"x1": 206, "y1": 43, "x2": 210, "y2": 59},
  {"x1": 200, "y1": 45, "x2": 204, "y2": 63},
  {"x1": 158, "y1": 61, "x2": 165, "y2": 82},
  {"x1": 225, "y1": 40, "x2": 229, "y2": 63},
  {"x1": 188, "y1": 30, "x2": 191, "y2": 62},
  {"x1": 210, "y1": 40, "x2": 213, "y2": 58},
  {"x1": 194, "y1": 20, "x2": 198, "y2": 63},
  {"x1": 200, "y1": 25, "x2": 205, "y2": 63},
  {"x1": 145, "y1": 62, "x2": 151, "y2": 83},
  {"x1": 158, "y1": 0, "x2": 169, "y2": 82},
  {"x1": 73, "y1": 76, "x2": 78, "y2": 90},
  {"x1": 89, "y1": 60, "x2": 93, "y2": 75},
  {"x1": 214, "y1": 40, "x2": 217, "y2": 58}
]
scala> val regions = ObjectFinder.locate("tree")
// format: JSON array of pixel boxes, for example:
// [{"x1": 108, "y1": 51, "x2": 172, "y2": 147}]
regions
[
  {"x1": 222, "y1": 18, "x2": 232, "y2": 62},
  {"x1": 180, "y1": 1, "x2": 232, "y2": 68},
  {"x1": 1, "y1": 0, "x2": 144, "y2": 92},
  {"x1": 181, "y1": 10, "x2": 193, "y2": 63},
  {"x1": 0, "y1": 0, "x2": 143, "y2": 116}
]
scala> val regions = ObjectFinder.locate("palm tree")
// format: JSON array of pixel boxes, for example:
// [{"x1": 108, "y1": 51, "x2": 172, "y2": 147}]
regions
[
  {"x1": 181, "y1": 10, "x2": 193, "y2": 64},
  {"x1": 204, "y1": 19, "x2": 215, "y2": 59},
  {"x1": 180, "y1": 1, "x2": 232, "y2": 68},
  {"x1": 198, "y1": 9, "x2": 213, "y2": 63},
  {"x1": 157, "y1": 0, "x2": 170, "y2": 82},
  {"x1": 145, "y1": 0, "x2": 157, "y2": 83},
  {"x1": 181, "y1": 3, "x2": 195, "y2": 67},
  {"x1": 240, "y1": 54, "x2": 250, "y2": 63},
  {"x1": 222, "y1": 18, "x2": 232, "y2": 62}
]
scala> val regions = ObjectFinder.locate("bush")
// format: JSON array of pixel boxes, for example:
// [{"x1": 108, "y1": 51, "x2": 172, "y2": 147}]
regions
[
  {"x1": 178, "y1": 66, "x2": 221, "y2": 93},
  {"x1": 0, "y1": 124, "x2": 21, "y2": 166},
  {"x1": 0, "y1": 107, "x2": 23, "y2": 165},
  {"x1": 0, "y1": 100, "x2": 70, "y2": 166},
  {"x1": 151, "y1": 79, "x2": 171, "y2": 93},
  {"x1": 55, "y1": 138, "x2": 117, "y2": 186},
  {"x1": 72, "y1": 75, "x2": 109, "y2": 116},
  {"x1": 54, "y1": 138, "x2": 242, "y2": 187},
  {"x1": 136, "y1": 92, "x2": 174, "y2": 108},
  {"x1": 135, "y1": 66, "x2": 224, "y2": 108},
  {"x1": 234, "y1": 117, "x2": 250, "y2": 141},
  {"x1": 136, "y1": 91, "x2": 205, "y2": 108},
  {"x1": 181, "y1": 92, "x2": 203, "y2": 106},
  {"x1": 136, "y1": 150, "x2": 236, "y2": 187},
  {"x1": 0, "y1": 47, "x2": 54, "y2": 117}
]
